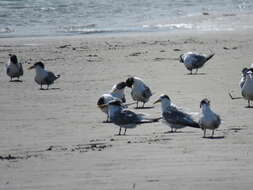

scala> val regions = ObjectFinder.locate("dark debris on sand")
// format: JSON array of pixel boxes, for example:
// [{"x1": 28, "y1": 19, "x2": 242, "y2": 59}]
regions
[{"x1": 46, "y1": 142, "x2": 112, "y2": 153}]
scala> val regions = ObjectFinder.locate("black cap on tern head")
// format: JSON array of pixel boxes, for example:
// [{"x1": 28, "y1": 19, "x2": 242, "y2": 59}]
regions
[
  {"x1": 248, "y1": 68, "x2": 253, "y2": 73},
  {"x1": 97, "y1": 97, "x2": 105, "y2": 106},
  {"x1": 34, "y1": 61, "x2": 45, "y2": 69},
  {"x1": 242, "y1": 67, "x2": 249, "y2": 75},
  {"x1": 125, "y1": 77, "x2": 134, "y2": 87},
  {"x1": 108, "y1": 99, "x2": 122, "y2": 106},
  {"x1": 160, "y1": 94, "x2": 170, "y2": 100},
  {"x1": 116, "y1": 81, "x2": 127, "y2": 90},
  {"x1": 200, "y1": 98, "x2": 210, "y2": 108},
  {"x1": 9, "y1": 54, "x2": 18, "y2": 64},
  {"x1": 154, "y1": 94, "x2": 170, "y2": 104}
]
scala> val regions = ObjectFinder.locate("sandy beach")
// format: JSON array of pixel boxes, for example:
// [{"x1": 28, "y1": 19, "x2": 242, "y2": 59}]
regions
[{"x1": 1, "y1": 30, "x2": 253, "y2": 189}]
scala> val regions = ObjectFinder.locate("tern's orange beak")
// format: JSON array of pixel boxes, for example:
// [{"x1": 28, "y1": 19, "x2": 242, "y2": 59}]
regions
[
  {"x1": 97, "y1": 104, "x2": 107, "y2": 109},
  {"x1": 153, "y1": 99, "x2": 161, "y2": 104},
  {"x1": 28, "y1": 65, "x2": 35, "y2": 70}
]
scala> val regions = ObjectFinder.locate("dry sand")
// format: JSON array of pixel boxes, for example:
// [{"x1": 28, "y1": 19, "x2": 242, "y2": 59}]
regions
[{"x1": 0, "y1": 30, "x2": 253, "y2": 189}]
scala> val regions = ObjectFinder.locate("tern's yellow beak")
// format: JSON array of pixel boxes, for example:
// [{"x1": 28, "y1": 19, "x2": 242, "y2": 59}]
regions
[
  {"x1": 153, "y1": 99, "x2": 161, "y2": 104},
  {"x1": 28, "y1": 65, "x2": 35, "y2": 70},
  {"x1": 97, "y1": 104, "x2": 107, "y2": 109}
]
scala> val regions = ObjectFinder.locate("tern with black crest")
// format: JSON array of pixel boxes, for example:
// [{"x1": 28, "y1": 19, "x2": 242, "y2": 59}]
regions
[
  {"x1": 126, "y1": 76, "x2": 152, "y2": 108},
  {"x1": 179, "y1": 52, "x2": 215, "y2": 74},
  {"x1": 240, "y1": 67, "x2": 249, "y2": 88},
  {"x1": 97, "y1": 81, "x2": 127, "y2": 122},
  {"x1": 241, "y1": 69, "x2": 253, "y2": 107},
  {"x1": 28, "y1": 62, "x2": 60, "y2": 90},
  {"x1": 106, "y1": 99, "x2": 160, "y2": 135},
  {"x1": 199, "y1": 99, "x2": 221, "y2": 138},
  {"x1": 6, "y1": 54, "x2": 23, "y2": 81},
  {"x1": 154, "y1": 94, "x2": 200, "y2": 132}
]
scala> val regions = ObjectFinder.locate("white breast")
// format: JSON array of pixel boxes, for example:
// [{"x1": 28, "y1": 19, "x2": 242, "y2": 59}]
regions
[
  {"x1": 34, "y1": 67, "x2": 48, "y2": 84},
  {"x1": 7, "y1": 63, "x2": 19, "y2": 75}
]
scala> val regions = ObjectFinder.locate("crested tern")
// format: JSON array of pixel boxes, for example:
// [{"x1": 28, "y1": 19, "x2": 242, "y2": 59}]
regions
[
  {"x1": 126, "y1": 76, "x2": 152, "y2": 108},
  {"x1": 154, "y1": 94, "x2": 200, "y2": 132},
  {"x1": 28, "y1": 62, "x2": 60, "y2": 90},
  {"x1": 240, "y1": 67, "x2": 249, "y2": 88},
  {"x1": 179, "y1": 52, "x2": 215, "y2": 74},
  {"x1": 241, "y1": 69, "x2": 253, "y2": 107},
  {"x1": 106, "y1": 99, "x2": 160, "y2": 135},
  {"x1": 199, "y1": 99, "x2": 221, "y2": 138},
  {"x1": 97, "y1": 81, "x2": 127, "y2": 122},
  {"x1": 6, "y1": 54, "x2": 23, "y2": 81}
]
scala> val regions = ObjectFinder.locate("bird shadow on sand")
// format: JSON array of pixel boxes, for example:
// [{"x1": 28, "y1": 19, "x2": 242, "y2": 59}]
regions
[
  {"x1": 112, "y1": 133, "x2": 151, "y2": 137},
  {"x1": 102, "y1": 121, "x2": 112, "y2": 124},
  {"x1": 185, "y1": 73, "x2": 206, "y2": 75},
  {"x1": 9, "y1": 79, "x2": 23, "y2": 82},
  {"x1": 134, "y1": 106, "x2": 154, "y2": 109},
  {"x1": 203, "y1": 136, "x2": 225, "y2": 139},
  {"x1": 164, "y1": 131, "x2": 184, "y2": 134},
  {"x1": 245, "y1": 106, "x2": 253, "y2": 109},
  {"x1": 163, "y1": 130, "x2": 197, "y2": 134},
  {"x1": 39, "y1": 87, "x2": 61, "y2": 90}
]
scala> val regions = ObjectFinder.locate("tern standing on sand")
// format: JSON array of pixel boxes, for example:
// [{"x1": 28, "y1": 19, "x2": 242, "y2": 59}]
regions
[
  {"x1": 240, "y1": 68, "x2": 249, "y2": 88},
  {"x1": 106, "y1": 99, "x2": 160, "y2": 135},
  {"x1": 125, "y1": 76, "x2": 152, "y2": 108},
  {"x1": 241, "y1": 70, "x2": 253, "y2": 107},
  {"x1": 179, "y1": 52, "x2": 215, "y2": 74},
  {"x1": 199, "y1": 99, "x2": 221, "y2": 138},
  {"x1": 97, "y1": 82, "x2": 127, "y2": 122},
  {"x1": 6, "y1": 54, "x2": 23, "y2": 81},
  {"x1": 154, "y1": 94, "x2": 200, "y2": 132},
  {"x1": 28, "y1": 62, "x2": 60, "y2": 90}
]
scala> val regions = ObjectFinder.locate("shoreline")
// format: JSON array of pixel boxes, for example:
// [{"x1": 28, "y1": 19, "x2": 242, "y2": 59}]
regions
[
  {"x1": 1, "y1": 10, "x2": 253, "y2": 39},
  {"x1": 0, "y1": 28, "x2": 253, "y2": 41}
]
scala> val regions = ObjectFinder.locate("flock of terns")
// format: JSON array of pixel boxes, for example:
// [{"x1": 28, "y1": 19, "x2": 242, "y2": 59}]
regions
[
  {"x1": 97, "y1": 75, "x2": 220, "y2": 137},
  {"x1": 6, "y1": 54, "x2": 60, "y2": 89},
  {"x1": 5, "y1": 51, "x2": 253, "y2": 138},
  {"x1": 97, "y1": 52, "x2": 222, "y2": 137}
]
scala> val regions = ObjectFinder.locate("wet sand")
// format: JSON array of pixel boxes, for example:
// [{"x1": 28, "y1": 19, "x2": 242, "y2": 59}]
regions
[{"x1": 0, "y1": 31, "x2": 253, "y2": 189}]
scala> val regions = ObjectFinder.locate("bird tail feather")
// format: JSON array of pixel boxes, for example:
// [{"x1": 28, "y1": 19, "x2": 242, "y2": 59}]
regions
[
  {"x1": 138, "y1": 117, "x2": 162, "y2": 124},
  {"x1": 189, "y1": 122, "x2": 201, "y2": 129}
]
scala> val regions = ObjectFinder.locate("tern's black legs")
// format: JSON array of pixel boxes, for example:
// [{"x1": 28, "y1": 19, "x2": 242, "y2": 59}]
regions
[
  {"x1": 118, "y1": 127, "x2": 127, "y2": 135},
  {"x1": 203, "y1": 128, "x2": 206, "y2": 138},
  {"x1": 124, "y1": 128, "x2": 127, "y2": 135}
]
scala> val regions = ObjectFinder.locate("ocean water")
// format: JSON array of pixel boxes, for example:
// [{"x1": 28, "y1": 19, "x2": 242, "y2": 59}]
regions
[{"x1": 0, "y1": 0, "x2": 253, "y2": 37}]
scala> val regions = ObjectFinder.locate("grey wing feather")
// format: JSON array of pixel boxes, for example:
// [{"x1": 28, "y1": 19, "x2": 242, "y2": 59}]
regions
[
  {"x1": 142, "y1": 85, "x2": 152, "y2": 98},
  {"x1": 114, "y1": 110, "x2": 140, "y2": 125},
  {"x1": 6, "y1": 67, "x2": 11, "y2": 75},
  {"x1": 45, "y1": 71, "x2": 58, "y2": 84},
  {"x1": 18, "y1": 63, "x2": 23, "y2": 76},
  {"x1": 215, "y1": 114, "x2": 221, "y2": 126},
  {"x1": 121, "y1": 95, "x2": 126, "y2": 103},
  {"x1": 163, "y1": 107, "x2": 199, "y2": 128},
  {"x1": 189, "y1": 54, "x2": 206, "y2": 68}
]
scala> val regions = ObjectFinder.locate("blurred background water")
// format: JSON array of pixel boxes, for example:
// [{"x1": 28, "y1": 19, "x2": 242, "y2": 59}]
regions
[{"x1": 0, "y1": 0, "x2": 253, "y2": 37}]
